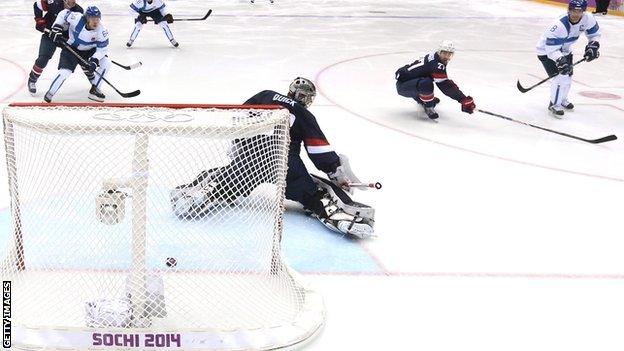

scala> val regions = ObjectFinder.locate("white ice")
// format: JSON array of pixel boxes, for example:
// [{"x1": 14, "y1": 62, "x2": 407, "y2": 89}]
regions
[{"x1": 1, "y1": 0, "x2": 624, "y2": 350}]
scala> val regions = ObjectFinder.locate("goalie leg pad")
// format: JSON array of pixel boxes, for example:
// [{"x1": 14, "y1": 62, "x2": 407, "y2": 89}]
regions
[
  {"x1": 170, "y1": 169, "x2": 221, "y2": 218},
  {"x1": 309, "y1": 175, "x2": 375, "y2": 239}
]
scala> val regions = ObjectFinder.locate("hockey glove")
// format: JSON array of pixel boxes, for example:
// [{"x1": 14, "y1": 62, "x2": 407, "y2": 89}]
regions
[
  {"x1": 87, "y1": 57, "x2": 99, "y2": 73},
  {"x1": 135, "y1": 14, "x2": 148, "y2": 24},
  {"x1": 35, "y1": 17, "x2": 46, "y2": 32},
  {"x1": 328, "y1": 165, "x2": 351, "y2": 192},
  {"x1": 555, "y1": 56, "x2": 573, "y2": 75},
  {"x1": 48, "y1": 25, "x2": 65, "y2": 44},
  {"x1": 584, "y1": 41, "x2": 600, "y2": 62},
  {"x1": 328, "y1": 154, "x2": 361, "y2": 194},
  {"x1": 460, "y1": 96, "x2": 475, "y2": 114},
  {"x1": 165, "y1": 14, "x2": 174, "y2": 24}
]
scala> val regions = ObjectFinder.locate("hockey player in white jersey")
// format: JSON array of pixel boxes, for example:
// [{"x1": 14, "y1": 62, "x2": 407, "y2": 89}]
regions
[
  {"x1": 126, "y1": 0, "x2": 178, "y2": 48},
  {"x1": 536, "y1": 0, "x2": 601, "y2": 117},
  {"x1": 44, "y1": 6, "x2": 111, "y2": 102}
]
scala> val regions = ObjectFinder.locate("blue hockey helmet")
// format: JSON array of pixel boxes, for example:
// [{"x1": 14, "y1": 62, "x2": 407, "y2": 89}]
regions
[
  {"x1": 568, "y1": 0, "x2": 587, "y2": 11},
  {"x1": 85, "y1": 6, "x2": 102, "y2": 18}
]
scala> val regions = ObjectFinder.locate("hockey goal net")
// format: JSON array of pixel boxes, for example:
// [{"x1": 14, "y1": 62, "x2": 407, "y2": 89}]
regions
[{"x1": 2, "y1": 103, "x2": 324, "y2": 350}]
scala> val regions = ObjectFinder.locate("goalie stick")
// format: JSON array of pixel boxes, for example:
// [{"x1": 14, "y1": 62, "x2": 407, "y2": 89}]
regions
[
  {"x1": 148, "y1": 9, "x2": 212, "y2": 22},
  {"x1": 516, "y1": 58, "x2": 586, "y2": 93},
  {"x1": 348, "y1": 182, "x2": 382, "y2": 190},
  {"x1": 478, "y1": 109, "x2": 617, "y2": 144}
]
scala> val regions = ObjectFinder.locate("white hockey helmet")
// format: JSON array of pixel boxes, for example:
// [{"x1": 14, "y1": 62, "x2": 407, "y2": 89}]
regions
[
  {"x1": 288, "y1": 77, "x2": 316, "y2": 108},
  {"x1": 438, "y1": 40, "x2": 455, "y2": 54}
]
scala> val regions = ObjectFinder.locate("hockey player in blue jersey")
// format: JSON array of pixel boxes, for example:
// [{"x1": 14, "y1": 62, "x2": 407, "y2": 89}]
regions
[
  {"x1": 536, "y1": 0, "x2": 601, "y2": 117},
  {"x1": 169, "y1": 78, "x2": 375, "y2": 239},
  {"x1": 27, "y1": 0, "x2": 90, "y2": 95},
  {"x1": 44, "y1": 6, "x2": 111, "y2": 102},
  {"x1": 395, "y1": 40, "x2": 475, "y2": 120},
  {"x1": 126, "y1": 0, "x2": 178, "y2": 48}
]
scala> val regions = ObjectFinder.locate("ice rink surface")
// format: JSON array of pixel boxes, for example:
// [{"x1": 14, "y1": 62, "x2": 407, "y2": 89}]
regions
[{"x1": 1, "y1": 0, "x2": 624, "y2": 350}]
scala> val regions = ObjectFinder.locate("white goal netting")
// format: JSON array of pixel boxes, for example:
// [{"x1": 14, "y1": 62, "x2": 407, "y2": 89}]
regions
[{"x1": 1, "y1": 103, "x2": 324, "y2": 351}]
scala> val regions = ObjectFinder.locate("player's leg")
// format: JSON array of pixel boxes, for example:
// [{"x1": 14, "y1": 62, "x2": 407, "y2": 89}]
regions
[
  {"x1": 87, "y1": 54, "x2": 110, "y2": 102},
  {"x1": 593, "y1": 0, "x2": 609, "y2": 14},
  {"x1": 127, "y1": 14, "x2": 146, "y2": 47},
  {"x1": 28, "y1": 34, "x2": 58, "y2": 95},
  {"x1": 396, "y1": 77, "x2": 439, "y2": 119},
  {"x1": 169, "y1": 136, "x2": 275, "y2": 218},
  {"x1": 44, "y1": 48, "x2": 79, "y2": 102},
  {"x1": 538, "y1": 55, "x2": 567, "y2": 116},
  {"x1": 152, "y1": 11, "x2": 178, "y2": 47},
  {"x1": 80, "y1": 64, "x2": 96, "y2": 84},
  {"x1": 559, "y1": 54, "x2": 574, "y2": 110}
]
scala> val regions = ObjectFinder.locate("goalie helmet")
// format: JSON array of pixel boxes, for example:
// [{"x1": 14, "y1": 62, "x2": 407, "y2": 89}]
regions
[
  {"x1": 288, "y1": 77, "x2": 316, "y2": 108},
  {"x1": 438, "y1": 40, "x2": 455, "y2": 54}
]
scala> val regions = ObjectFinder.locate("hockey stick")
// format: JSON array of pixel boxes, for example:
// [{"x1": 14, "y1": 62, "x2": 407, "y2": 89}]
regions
[
  {"x1": 59, "y1": 41, "x2": 141, "y2": 98},
  {"x1": 111, "y1": 59, "x2": 142, "y2": 70},
  {"x1": 478, "y1": 109, "x2": 617, "y2": 144},
  {"x1": 349, "y1": 182, "x2": 383, "y2": 190},
  {"x1": 148, "y1": 9, "x2": 212, "y2": 22},
  {"x1": 517, "y1": 58, "x2": 586, "y2": 93}
]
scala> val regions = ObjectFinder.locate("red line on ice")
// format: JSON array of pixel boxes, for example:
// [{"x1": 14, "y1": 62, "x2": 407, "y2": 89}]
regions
[{"x1": 0, "y1": 57, "x2": 28, "y2": 103}]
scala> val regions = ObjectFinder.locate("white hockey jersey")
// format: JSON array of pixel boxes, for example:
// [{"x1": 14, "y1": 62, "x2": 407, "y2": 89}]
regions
[
  {"x1": 53, "y1": 9, "x2": 109, "y2": 60},
  {"x1": 129, "y1": 0, "x2": 169, "y2": 15},
  {"x1": 536, "y1": 13, "x2": 601, "y2": 61}
]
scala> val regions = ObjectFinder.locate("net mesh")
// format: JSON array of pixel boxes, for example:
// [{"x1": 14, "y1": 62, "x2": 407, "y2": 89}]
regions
[{"x1": 2, "y1": 104, "x2": 324, "y2": 351}]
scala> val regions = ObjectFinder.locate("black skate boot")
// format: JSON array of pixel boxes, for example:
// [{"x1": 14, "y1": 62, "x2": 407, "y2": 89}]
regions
[
  {"x1": 88, "y1": 85, "x2": 105, "y2": 102},
  {"x1": 561, "y1": 100, "x2": 574, "y2": 110},
  {"x1": 27, "y1": 80, "x2": 37, "y2": 96},
  {"x1": 548, "y1": 102, "x2": 564, "y2": 117}
]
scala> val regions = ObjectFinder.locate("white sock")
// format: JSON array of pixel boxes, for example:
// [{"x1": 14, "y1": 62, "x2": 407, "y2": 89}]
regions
[
  {"x1": 129, "y1": 22, "x2": 143, "y2": 42},
  {"x1": 550, "y1": 74, "x2": 571, "y2": 107},
  {"x1": 46, "y1": 69, "x2": 72, "y2": 97},
  {"x1": 158, "y1": 21, "x2": 175, "y2": 41}
]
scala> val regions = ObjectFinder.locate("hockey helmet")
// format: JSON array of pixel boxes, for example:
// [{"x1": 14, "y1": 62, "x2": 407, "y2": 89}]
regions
[
  {"x1": 438, "y1": 40, "x2": 456, "y2": 54},
  {"x1": 85, "y1": 6, "x2": 102, "y2": 18},
  {"x1": 288, "y1": 77, "x2": 316, "y2": 108},
  {"x1": 568, "y1": 0, "x2": 587, "y2": 11}
]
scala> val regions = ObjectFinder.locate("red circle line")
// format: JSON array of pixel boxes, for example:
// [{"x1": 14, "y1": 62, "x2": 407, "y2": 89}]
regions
[{"x1": 314, "y1": 51, "x2": 623, "y2": 183}]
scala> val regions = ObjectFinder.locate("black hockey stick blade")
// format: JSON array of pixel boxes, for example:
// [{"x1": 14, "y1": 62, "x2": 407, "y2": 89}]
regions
[
  {"x1": 588, "y1": 134, "x2": 617, "y2": 144},
  {"x1": 179, "y1": 9, "x2": 212, "y2": 21},
  {"x1": 112, "y1": 60, "x2": 142, "y2": 70},
  {"x1": 118, "y1": 89, "x2": 141, "y2": 98},
  {"x1": 478, "y1": 109, "x2": 617, "y2": 145},
  {"x1": 152, "y1": 9, "x2": 212, "y2": 22},
  {"x1": 516, "y1": 80, "x2": 530, "y2": 93}
]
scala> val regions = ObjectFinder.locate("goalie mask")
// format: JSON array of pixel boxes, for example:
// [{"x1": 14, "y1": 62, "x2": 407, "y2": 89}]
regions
[{"x1": 288, "y1": 77, "x2": 316, "y2": 108}]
